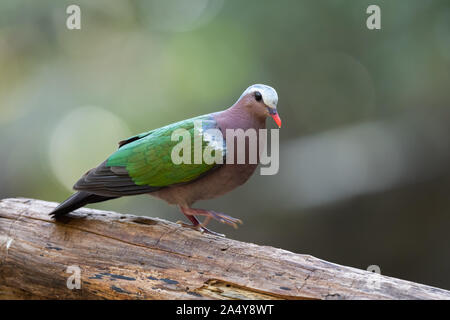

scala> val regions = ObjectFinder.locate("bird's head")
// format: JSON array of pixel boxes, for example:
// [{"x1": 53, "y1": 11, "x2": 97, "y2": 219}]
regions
[{"x1": 238, "y1": 84, "x2": 281, "y2": 128}]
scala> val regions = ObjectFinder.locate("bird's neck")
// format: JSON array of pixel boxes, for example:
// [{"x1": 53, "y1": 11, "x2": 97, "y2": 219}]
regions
[{"x1": 215, "y1": 103, "x2": 266, "y2": 131}]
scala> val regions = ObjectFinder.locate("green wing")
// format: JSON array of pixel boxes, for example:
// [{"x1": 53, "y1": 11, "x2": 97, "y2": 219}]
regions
[{"x1": 106, "y1": 114, "x2": 225, "y2": 188}]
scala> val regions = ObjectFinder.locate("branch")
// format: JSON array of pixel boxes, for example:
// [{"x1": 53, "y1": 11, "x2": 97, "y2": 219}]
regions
[{"x1": 0, "y1": 198, "x2": 449, "y2": 299}]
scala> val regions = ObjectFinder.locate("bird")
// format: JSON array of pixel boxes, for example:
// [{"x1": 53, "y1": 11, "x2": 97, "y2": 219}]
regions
[{"x1": 49, "y1": 84, "x2": 281, "y2": 236}]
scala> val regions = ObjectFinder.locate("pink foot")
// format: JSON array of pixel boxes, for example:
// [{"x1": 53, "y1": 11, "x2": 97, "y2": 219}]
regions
[{"x1": 178, "y1": 206, "x2": 243, "y2": 233}]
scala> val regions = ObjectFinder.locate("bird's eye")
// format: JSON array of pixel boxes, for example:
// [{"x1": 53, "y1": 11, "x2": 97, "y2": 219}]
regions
[{"x1": 254, "y1": 91, "x2": 262, "y2": 101}]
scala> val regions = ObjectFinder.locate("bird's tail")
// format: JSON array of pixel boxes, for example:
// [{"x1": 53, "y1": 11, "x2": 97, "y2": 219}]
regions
[{"x1": 49, "y1": 191, "x2": 118, "y2": 218}]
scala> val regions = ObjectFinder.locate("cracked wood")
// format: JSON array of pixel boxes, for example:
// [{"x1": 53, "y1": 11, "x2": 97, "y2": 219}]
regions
[{"x1": 0, "y1": 198, "x2": 449, "y2": 300}]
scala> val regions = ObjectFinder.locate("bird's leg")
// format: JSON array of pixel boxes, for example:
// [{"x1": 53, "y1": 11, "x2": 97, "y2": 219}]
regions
[
  {"x1": 192, "y1": 208, "x2": 243, "y2": 229},
  {"x1": 176, "y1": 208, "x2": 225, "y2": 237},
  {"x1": 179, "y1": 206, "x2": 243, "y2": 230}
]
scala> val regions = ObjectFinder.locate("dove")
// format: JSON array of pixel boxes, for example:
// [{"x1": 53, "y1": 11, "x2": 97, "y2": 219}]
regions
[{"x1": 50, "y1": 84, "x2": 281, "y2": 236}]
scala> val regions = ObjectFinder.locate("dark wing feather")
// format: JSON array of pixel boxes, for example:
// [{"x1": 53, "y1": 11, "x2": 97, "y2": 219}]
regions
[
  {"x1": 73, "y1": 160, "x2": 161, "y2": 197},
  {"x1": 118, "y1": 130, "x2": 153, "y2": 148}
]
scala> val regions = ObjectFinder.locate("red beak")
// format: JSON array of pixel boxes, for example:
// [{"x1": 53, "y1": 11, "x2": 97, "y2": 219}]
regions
[{"x1": 270, "y1": 112, "x2": 282, "y2": 128}]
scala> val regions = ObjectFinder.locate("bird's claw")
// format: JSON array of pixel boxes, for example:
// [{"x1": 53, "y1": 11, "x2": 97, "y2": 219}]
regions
[
  {"x1": 176, "y1": 220, "x2": 225, "y2": 237},
  {"x1": 208, "y1": 211, "x2": 243, "y2": 229},
  {"x1": 200, "y1": 228, "x2": 225, "y2": 237}
]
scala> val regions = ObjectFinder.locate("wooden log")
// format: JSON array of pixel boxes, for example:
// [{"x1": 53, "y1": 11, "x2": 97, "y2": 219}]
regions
[{"x1": 0, "y1": 197, "x2": 449, "y2": 300}]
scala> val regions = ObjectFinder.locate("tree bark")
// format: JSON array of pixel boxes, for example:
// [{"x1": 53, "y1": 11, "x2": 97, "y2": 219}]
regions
[{"x1": 0, "y1": 198, "x2": 449, "y2": 300}]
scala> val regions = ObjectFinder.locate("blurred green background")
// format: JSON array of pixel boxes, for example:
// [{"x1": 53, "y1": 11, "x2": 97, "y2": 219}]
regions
[{"x1": 1, "y1": 0, "x2": 450, "y2": 290}]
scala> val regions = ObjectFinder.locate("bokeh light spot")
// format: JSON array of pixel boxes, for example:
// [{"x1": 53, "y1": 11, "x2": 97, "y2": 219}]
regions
[
  {"x1": 138, "y1": 0, "x2": 224, "y2": 32},
  {"x1": 49, "y1": 106, "x2": 131, "y2": 191}
]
